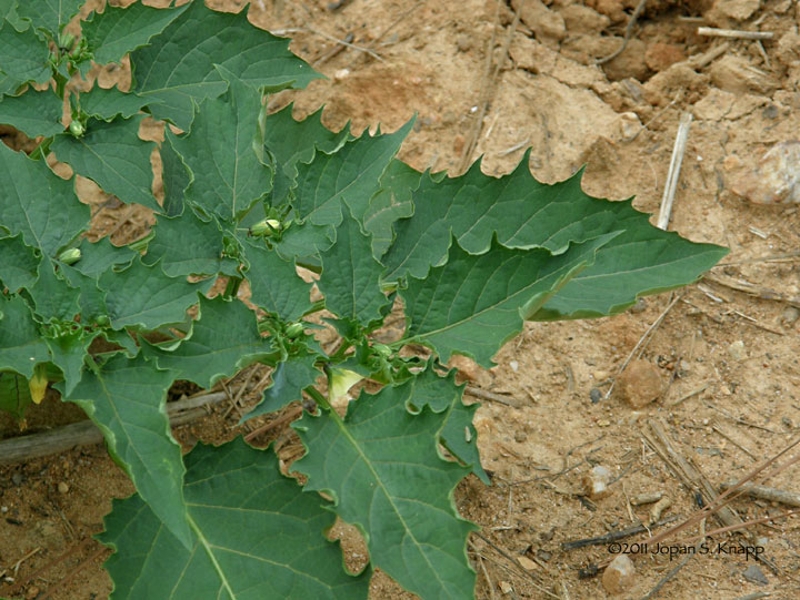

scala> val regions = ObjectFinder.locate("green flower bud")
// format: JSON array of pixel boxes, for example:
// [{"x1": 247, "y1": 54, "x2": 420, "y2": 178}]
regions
[
  {"x1": 285, "y1": 322, "x2": 304, "y2": 338},
  {"x1": 68, "y1": 120, "x2": 85, "y2": 137},
  {"x1": 249, "y1": 218, "x2": 282, "y2": 237},
  {"x1": 58, "y1": 248, "x2": 81, "y2": 265},
  {"x1": 58, "y1": 32, "x2": 75, "y2": 51}
]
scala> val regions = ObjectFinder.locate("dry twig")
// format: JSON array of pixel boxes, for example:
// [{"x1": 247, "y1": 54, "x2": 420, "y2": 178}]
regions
[
  {"x1": 595, "y1": 0, "x2": 648, "y2": 65},
  {"x1": 0, "y1": 391, "x2": 228, "y2": 465},
  {"x1": 697, "y1": 27, "x2": 774, "y2": 40}
]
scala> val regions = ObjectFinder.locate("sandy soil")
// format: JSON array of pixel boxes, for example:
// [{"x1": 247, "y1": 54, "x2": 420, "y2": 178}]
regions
[{"x1": 2, "y1": 0, "x2": 800, "y2": 598}]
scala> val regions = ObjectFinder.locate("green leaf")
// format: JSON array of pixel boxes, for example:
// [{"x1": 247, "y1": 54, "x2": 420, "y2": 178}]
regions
[
  {"x1": 318, "y1": 207, "x2": 389, "y2": 325},
  {"x1": 45, "y1": 328, "x2": 93, "y2": 396},
  {"x1": 0, "y1": 295, "x2": 50, "y2": 378},
  {"x1": 363, "y1": 159, "x2": 419, "y2": 258},
  {"x1": 0, "y1": 22, "x2": 50, "y2": 90},
  {"x1": 0, "y1": 234, "x2": 39, "y2": 291},
  {"x1": 171, "y1": 69, "x2": 271, "y2": 222},
  {"x1": 50, "y1": 115, "x2": 160, "y2": 211},
  {"x1": 143, "y1": 296, "x2": 274, "y2": 388},
  {"x1": 80, "y1": 86, "x2": 146, "y2": 121},
  {"x1": 100, "y1": 257, "x2": 200, "y2": 331},
  {"x1": 160, "y1": 133, "x2": 190, "y2": 217},
  {"x1": 293, "y1": 378, "x2": 477, "y2": 600},
  {"x1": 405, "y1": 365, "x2": 488, "y2": 484},
  {"x1": 382, "y1": 159, "x2": 727, "y2": 317},
  {"x1": 402, "y1": 235, "x2": 617, "y2": 367},
  {"x1": 243, "y1": 353, "x2": 320, "y2": 422},
  {"x1": 16, "y1": 0, "x2": 81, "y2": 36},
  {"x1": 0, "y1": 88, "x2": 63, "y2": 136},
  {"x1": 143, "y1": 209, "x2": 239, "y2": 278},
  {"x1": 82, "y1": 1, "x2": 190, "y2": 66},
  {"x1": 60, "y1": 353, "x2": 191, "y2": 548},
  {"x1": 28, "y1": 260, "x2": 80, "y2": 322},
  {"x1": 0, "y1": 0, "x2": 26, "y2": 32},
  {"x1": 99, "y1": 439, "x2": 371, "y2": 600},
  {"x1": 131, "y1": 1, "x2": 319, "y2": 131},
  {"x1": 263, "y1": 104, "x2": 350, "y2": 205},
  {"x1": 294, "y1": 121, "x2": 413, "y2": 228},
  {"x1": 0, "y1": 142, "x2": 87, "y2": 256},
  {"x1": 68, "y1": 236, "x2": 136, "y2": 277},
  {"x1": 244, "y1": 240, "x2": 311, "y2": 322},
  {"x1": 0, "y1": 370, "x2": 33, "y2": 421},
  {"x1": 535, "y1": 233, "x2": 729, "y2": 319}
]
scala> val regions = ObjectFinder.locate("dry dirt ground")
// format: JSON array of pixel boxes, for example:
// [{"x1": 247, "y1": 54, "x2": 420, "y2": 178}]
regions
[{"x1": 2, "y1": 0, "x2": 800, "y2": 598}]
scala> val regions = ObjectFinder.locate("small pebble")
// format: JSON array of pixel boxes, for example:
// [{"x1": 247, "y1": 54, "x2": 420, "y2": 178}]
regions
[
  {"x1": 602, "y1": 554, "x2": 636, "y2": 595},
  {"x1": 616, "y1": 359, "x2": 663, "y2": 408},
  {"x1": 57, "y1": 482, "x2": 70, "y2": 494},
  {"x1": 498, "y1": 580, "x2": 513, "y2": 594},
  {"x1": 590, "y1": 387, "x2": 603, "y2": 404},
  {"x1": 743, "y1": 564, "x2": 768, "y2": 585},
  {"x1": 583, "y1": 465, "x2": 613, "y2": 499},
  {"x1": 780, "y1": 306, "x2": 800, "y2": 326},
  {"x1": 630, "y1": 491, "x2": 663, "y2": 506},
  {"x1": 517, "y1": 555, "x2": 537, "y2": 571},
  {"x1": 727, "y1": 340, "x2": 746, "y2": 361},
  {"x1": 727, "y1": 141, "x2": 800, "y2": 204}
]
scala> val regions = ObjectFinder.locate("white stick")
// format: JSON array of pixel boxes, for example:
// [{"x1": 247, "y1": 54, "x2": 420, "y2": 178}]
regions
[
  {"x1": 657, "y1": 112, "x2": 693, "y2": 231},
  {"x1": 697, "y1": 27, "x2": 774, "y2": 40}
]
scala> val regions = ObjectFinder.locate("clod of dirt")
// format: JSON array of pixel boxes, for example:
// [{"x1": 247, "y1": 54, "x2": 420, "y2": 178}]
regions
[
  {"x1": 644, "y1": 43, "x2": 686, "y2": 73},
  {"x1": 711, "y1": 0, "x2": 760, "y2": 21},
  {"x1": 582, "y1": 465, "x2": 613, "y2": 499},
  {"x1": 560, "y1": 4, "x2": 610, "y2": 34},
  {"x1": 602, "y1": 554, "x2": 636, "y2": 595},
  {"x1": 616, "y1": 359, "x2": 664, "y2": 408},
  {"x1": 511, "y1": 0, "x2": 566, "y2": 46},
  {"x1": 725, "y1": 141, "x2": 800, "y2": 204},
  {"x1": 709, "y1": 55, "x2": 779, "y2": 96}
]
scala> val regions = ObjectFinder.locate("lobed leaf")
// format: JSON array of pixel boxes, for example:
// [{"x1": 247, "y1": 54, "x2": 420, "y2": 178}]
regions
[
  {"x1": 60, "y1": 353, "x2": 192, "y2": 548},
  {"x1": 0, "y1": 141, "x2": 87, "y2": 256},
  {"x1": 318, "y1": 207, "x2": 390, "y2": 325},
  {"x1": 172, "y1": 69, "x2": 271, "y2": 222},
  {"x1": 131, "y1": 0, "x2": 319, "y2": 131},
  {"x1": 80, "y1": 86, "x2": 147, "y2": 121},
  {"x1": 381, "y1": 158, "x2": 727, "y2": 318},
  {"x1": 0, "y1": 234, "x2": 39, "y2": 292},
  {"x1": 293, "y1": 377, "x2": 477, "y2": 600},
  {"x1": 100, "y1": 257, "x2": 201, "y2": 331},
  {"x1": 0, "y1": 88, "x2": 63, "y2": 136},
  {"x1": 82, "y1": 1, "x2": 190, "y2": 66},
  {"x1": 401, "y1": 234, "x2": 617, "y2": 367},
  {"x1": 16, "y1": 0, "x2": 82, "y2": 36},
  {"x1": 0, "y1": 295, "x2": 50, "y2": 378},
  {"x1": 143, "y1": 209, "x2": 239, "y2": 278},
  {"x1": 143, "y1": 296, "x2": 275, "y2": 388},
  {"x1": 51, "y1": 115, "x2": 160, "y2": 211},
  {"x1": 99, "y1": 439, "x2": 371, "y2": 600},
  {"x1": 244, "y1": 239, "x2": 312, "y2": 323},
  {"x1": 0, "y1": 22, "x2": 51, "y2": 91},
  {"x1": 263, "y1": 103, "x2": 350, "y2": 206}
]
